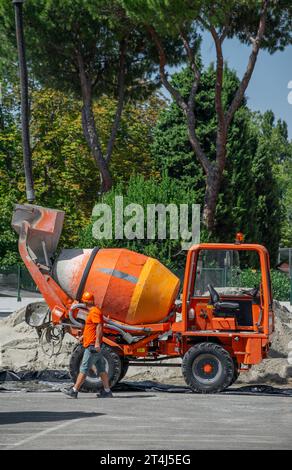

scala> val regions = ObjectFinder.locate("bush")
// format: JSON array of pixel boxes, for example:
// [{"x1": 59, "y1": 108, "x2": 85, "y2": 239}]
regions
[
  {"x1": 239, "y1": 268, "x2": 290, "y2": 301},
  {"x1": 270, "y1": 270, "x2": 291, "y2": 301}
]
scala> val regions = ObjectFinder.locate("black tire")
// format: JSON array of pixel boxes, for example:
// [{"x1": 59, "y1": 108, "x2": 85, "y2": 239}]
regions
[
  {"x1": 69, "y1": 343, "x2": 122, "y2": 392},
  {"x1": 230, "y1": 362, "x2": 240, "y2": 386},
  {"x1": 182, "y1": 342, "x2": 234, "y2": 393},
  {"x1": 118, "y1": 358, "x2": 129, "y2": 382}
]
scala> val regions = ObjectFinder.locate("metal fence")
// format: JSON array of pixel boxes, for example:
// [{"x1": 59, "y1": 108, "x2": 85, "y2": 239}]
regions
[
  {"x1": 0, "y1": 265, "x2": 38, "y2": 301},
  {"x1": 278, "y1": 248, "x2": 292, "y2": 304}
]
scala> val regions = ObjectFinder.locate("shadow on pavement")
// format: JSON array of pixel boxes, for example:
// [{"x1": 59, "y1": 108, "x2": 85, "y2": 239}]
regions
[{"x1": 0, "y1": 411, "x2": 103, "y2": 425}]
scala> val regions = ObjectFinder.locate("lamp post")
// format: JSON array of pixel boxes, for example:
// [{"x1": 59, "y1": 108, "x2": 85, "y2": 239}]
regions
[{"x1": 12, "y1": 0, "x2": 35, "y2": 203}]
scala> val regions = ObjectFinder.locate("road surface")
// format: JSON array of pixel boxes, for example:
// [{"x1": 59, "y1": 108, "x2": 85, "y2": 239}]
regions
[{"x1": 0, "y1": 390, "x2": 291, "y2": 450}]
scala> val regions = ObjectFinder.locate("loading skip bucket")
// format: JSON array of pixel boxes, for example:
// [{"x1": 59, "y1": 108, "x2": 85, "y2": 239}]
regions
[{"x1": 12, "y1": 204, "x2": 65, "y2": 265}]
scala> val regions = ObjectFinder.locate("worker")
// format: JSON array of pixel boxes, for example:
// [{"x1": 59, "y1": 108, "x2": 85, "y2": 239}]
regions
[{"x1": 63, "y1": 291, "x2": 113, "y2": 398}]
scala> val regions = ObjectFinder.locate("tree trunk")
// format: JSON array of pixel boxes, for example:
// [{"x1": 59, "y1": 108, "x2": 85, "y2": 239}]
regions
[
  {"x1": 81, "y1": 103, "x2": 113, "y2": 193},
  {"x1": 105, "y1": 39, "x2": 127, "y2": 163},
  {"x1": 77, "y1": 51, "x2": 112, "y2": 194},
  {"x1": 202, "y1": 166, "x2": 223, "y2": 232}
]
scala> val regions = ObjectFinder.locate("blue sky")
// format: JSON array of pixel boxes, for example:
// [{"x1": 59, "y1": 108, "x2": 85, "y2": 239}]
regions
[{"x1": 200, "y1": 32, "x2": 292, "y2": 140}]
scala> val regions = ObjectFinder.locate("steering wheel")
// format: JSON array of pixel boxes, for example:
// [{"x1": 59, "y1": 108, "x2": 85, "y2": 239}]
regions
[{"x1": 240, "y1": 286, "x2": 259, "y2": 298}]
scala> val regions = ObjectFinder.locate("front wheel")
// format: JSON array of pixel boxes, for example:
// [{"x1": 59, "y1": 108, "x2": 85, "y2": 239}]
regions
[
  {"x1": 69, "y1": 344, "x2": 122, "y2": 392},
  {"x1": 230, "y1": 362, "x2": 240, "y2": 386},
  {"x1": 182, "y1": 342, "x2": 234, "y2": 393}
]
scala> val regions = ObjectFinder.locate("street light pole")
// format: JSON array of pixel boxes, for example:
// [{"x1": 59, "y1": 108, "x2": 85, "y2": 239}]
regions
[{"x1": 12, "y1": 0, "x2": 35, "y2": 203}]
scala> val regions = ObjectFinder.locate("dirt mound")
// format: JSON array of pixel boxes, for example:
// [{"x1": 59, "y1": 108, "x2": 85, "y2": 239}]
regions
[
  {"x1": 0, "y1": 305, "x2": 77, "y2": 371},
  {"x1": 237, "y1": 301, "x2": 292, "y2": 385}
]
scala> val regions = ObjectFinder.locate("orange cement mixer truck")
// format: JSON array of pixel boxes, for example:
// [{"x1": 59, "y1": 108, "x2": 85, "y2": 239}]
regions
[{"x1": 12, "y1": 204, "x2": 275, "y2": 393}]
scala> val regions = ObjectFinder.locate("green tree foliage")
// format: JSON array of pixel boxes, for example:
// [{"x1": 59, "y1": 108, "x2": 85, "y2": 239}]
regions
[
  {"x1": 122, "y1": 0, "x2": 292, "y2": 49},
  {"x1": 270, "y1": 118, "x2": 292, "y2": 247},
  {"x1": 249, "y1": 111, "x2": 283, "y2": 263},
  {"x1": 0, "y1": 100, "x2": 23, "y2": 266},
  {"x1": 30, "y1": 89, "x2": 99, "y2": 247},
  {"x1": 94, "y1": 95, "x2": 162, "y2": 184},
  {"x1": 280, "y1": 157, "x2": 292, "y2": 247},
  {"x1": 0, "y1": 88, "x2": 162, "y2": 265},
  {"x1": 0, "y1": 0, "x2": 160, "y2": 193},
  {"x1": 152, "y1": 66, "x2": 288, "y2": 265},
  {"x1": 151, "y1": 66, "x2": 251, "y2": 190}
]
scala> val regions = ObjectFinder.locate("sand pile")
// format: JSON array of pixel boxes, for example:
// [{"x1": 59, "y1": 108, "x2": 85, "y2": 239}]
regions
[
  {"x1": 0, "y1": 304, "x2": 77, "y2": 371},
  {"x1": 0, "y1": 301, "x2": 291, "y2": 385},
  {"x1": 237, "y1": 301, "x2": 292, "y2": 385}
]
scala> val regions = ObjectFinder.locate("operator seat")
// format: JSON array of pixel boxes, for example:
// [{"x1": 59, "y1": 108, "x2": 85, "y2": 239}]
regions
[{"x1": 207, "y1": 284, "x2": 240, "y2": 318}]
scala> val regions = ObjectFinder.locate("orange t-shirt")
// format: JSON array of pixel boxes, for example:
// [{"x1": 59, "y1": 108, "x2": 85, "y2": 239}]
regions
[{"x1": 83, "y1": 306, "x2": 103, "y2": 348}]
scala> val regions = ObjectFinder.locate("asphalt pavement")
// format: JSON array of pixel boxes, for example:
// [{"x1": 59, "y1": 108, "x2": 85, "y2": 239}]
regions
[{"x1": 0, "y1": 390, "x2": 291, "y2": 450}]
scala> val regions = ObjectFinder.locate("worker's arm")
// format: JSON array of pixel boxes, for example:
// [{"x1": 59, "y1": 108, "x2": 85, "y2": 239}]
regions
[{"x1": 95, "y1": 323, "x2": 103, "y2": 352}]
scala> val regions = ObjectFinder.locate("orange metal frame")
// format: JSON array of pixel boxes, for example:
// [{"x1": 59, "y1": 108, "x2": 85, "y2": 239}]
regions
[
  {"x1": 180, "y1": 243, "x2": 272, "y2": 335},
  {"x1": 175, "y1": 243, "x2": 274, "y2": 366}
]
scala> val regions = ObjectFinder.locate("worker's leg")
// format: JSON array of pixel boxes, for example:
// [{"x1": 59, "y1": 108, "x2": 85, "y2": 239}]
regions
[
  {"x1": 73, "y1": 372, "x2": 87, "y2": 391},
  {"x1": 99, "y1": 371, "x2": 110, "y2": 390},
  {"x1": 63, "y1": 348, "x2": 91, "y2": 398},
  {"x1": 95, "y1": 352, "x2": 113, "y2": 397},
  {"x1": 77, "y1": 347, "x2": 93, "y2": 383}
]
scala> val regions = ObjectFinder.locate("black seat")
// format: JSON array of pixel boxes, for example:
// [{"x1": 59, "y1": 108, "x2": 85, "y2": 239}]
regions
[{"x1": 207, "y1": 284, "x2": 240, "y2": 318}]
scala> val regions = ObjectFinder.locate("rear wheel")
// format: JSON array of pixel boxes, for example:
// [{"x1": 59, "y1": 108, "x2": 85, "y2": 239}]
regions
[
  {"x1": 69, "y1": 344, "x2": 122, "y2": 392},
  {"x1": 182, "y1": 342, "x2": 234, "y2": 393}
]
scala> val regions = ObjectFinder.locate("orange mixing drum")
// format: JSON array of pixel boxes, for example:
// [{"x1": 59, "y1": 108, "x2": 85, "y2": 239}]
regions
[{"x1": 53, "y1": 248, "x2": 180, "y2": 325}]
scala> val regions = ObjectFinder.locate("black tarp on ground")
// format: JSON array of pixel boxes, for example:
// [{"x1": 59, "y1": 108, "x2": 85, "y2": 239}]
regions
[
  {"x1": 114, "y1": 381, "x2": 292, "y2": 397},
  {"x1": 0, "y1": 369, "x2": 70, "y2": 382},
  {"x1": 0, "y1": 369, "x2": 292, "y2": 396},
  {"x1": 0, "y1": 369, "x2": 71, "y2": 392}
]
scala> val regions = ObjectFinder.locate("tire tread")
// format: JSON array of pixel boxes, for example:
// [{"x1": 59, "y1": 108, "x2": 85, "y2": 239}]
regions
[{"x1": 182, "y1": 342, "x2": 234, "y2": 393}]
